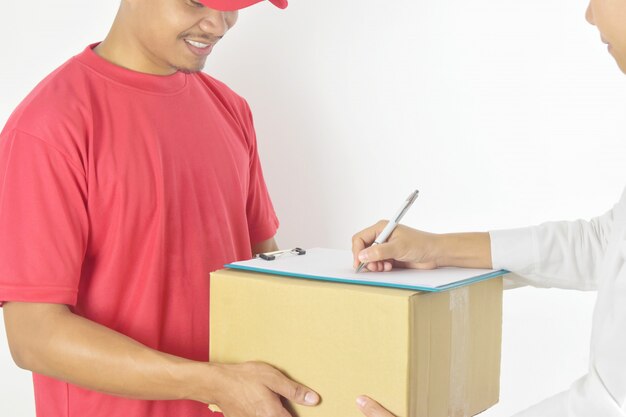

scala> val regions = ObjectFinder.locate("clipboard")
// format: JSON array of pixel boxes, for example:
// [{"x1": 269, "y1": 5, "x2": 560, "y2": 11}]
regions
[{"x1": 225, "y1": 247, "x2": 508, "y2": 292}]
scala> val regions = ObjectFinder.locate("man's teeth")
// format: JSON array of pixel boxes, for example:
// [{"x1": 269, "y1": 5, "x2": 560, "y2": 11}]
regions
[{"x1": 186, "y1": 40, "x2": 209, "y2": 48}]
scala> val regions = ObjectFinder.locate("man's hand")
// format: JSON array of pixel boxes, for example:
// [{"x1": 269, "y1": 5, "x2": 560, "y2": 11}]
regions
[
  {"x1": 356, "y1": 396, "x2": 396, "y2": 417},
  {"x1": 204, "y1": 361, "x2": 319, "y2": 417},
  {"x1": 352, "y1": 221, "x2": 492, "y2": 271}
]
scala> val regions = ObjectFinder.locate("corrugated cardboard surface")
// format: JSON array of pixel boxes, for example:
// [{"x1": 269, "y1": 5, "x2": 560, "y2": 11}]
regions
[{"x1": 209, "y1": 269, "x2": 502, "y2": 417}]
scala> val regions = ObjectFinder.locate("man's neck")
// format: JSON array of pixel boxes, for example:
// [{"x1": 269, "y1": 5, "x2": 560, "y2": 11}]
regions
[{"x1": 94, "y1": 23, "x2": 175, "y2": 76}]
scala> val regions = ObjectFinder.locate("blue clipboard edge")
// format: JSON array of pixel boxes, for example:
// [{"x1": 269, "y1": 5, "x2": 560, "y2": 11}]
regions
[{"x1": 222, "y1": 263, "x2": 510, "y2": 293}]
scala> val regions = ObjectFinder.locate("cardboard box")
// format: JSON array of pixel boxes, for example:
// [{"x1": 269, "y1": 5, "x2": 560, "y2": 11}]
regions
[{"x1": 209, "y1": 269, "x2": 502, "y2": 417}]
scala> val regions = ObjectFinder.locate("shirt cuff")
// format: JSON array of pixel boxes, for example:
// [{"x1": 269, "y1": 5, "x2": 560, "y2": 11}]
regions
[
  {"x1": 0, "y1": 284, "x2": 78, "y2": 307},
  {"x1": 489, "y1": 227, "x2": 534, "y2": 272}
]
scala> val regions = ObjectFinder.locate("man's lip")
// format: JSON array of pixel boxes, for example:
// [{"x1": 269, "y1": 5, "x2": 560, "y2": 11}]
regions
[
  {"x1": 185, "y1": 39, "x2": 215, "y2": 47},
  {"x1": 184, "y1": 39, "x2": 215, "y2": 56},
  {"x1": 185, "y1": 38, "x2": 213, "y2": 44}
]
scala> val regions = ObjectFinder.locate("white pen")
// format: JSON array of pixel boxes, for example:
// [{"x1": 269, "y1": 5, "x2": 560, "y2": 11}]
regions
[{"x1": 355, "y1": 189, "x2": 419, "y2": 273}]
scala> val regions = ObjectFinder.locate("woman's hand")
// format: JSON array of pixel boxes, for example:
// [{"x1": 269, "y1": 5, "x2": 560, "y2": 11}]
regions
[
  {"x1": 356, "y1": 396, "x2": 396, "y2": 417},
  {"x1": 352, "y1": 221, "x2": 492, "y2": 271},
  {"x1": 352, "y1": 221, "x2": 441, "y2": 272}
]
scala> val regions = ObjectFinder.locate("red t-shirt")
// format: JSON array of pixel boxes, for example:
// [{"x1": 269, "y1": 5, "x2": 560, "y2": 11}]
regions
[{"x1": 0, "y1": 44, "x2": 279, "y2": 417}]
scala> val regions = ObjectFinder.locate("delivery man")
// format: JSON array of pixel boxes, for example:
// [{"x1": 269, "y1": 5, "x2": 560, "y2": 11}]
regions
[{"x1": 0, "y1": 1, "x2": 322, "y2": 417}]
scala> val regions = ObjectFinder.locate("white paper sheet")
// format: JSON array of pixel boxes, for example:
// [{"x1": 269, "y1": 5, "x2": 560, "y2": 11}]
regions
[{"x1": 225, "y1": 248, "x2": 507, "y2": 292}]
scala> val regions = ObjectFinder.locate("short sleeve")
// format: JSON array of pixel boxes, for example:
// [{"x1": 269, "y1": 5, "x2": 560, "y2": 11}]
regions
[
  {"x1": 241, "y1": 104, "x2": 279, "y2": 245},
  {"x1": 0, "y1": 129, "x2": 88, "y2": 306}
]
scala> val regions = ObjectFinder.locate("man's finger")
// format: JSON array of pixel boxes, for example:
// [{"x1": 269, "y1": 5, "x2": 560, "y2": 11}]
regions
[
  {"x1": 255, "y1": 396, "x2": 294, "y2": 417},
  {"x1": 356, "y1": 396, "x2": 396, "y2": 417},
  {"x1": 271, "y1": 377, "x2": 320, "y2": 407}
]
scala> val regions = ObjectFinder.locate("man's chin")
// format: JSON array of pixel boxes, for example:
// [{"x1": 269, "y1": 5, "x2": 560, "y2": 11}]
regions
[
  {"x1": 173, "y1": 58, "x2": 207, "y2": 74},
  {"x1": 175, "y1": 65, "x2": 205, "y2": 74}
]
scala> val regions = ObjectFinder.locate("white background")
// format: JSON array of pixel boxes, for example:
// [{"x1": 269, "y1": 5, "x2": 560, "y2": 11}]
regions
[{"x1": 1, "y1": 0, "x2": 624, "y2": 416}]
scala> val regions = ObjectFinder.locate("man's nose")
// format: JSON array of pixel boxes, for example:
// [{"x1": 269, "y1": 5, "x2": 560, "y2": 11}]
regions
[{"x1": 198, "y1": 9, "x2": 229, "y2": 37}]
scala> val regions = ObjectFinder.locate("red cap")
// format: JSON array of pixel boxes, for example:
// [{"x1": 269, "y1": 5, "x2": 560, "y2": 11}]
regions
[{"x1": 199, "y1": 0, "x2": 288, "y2": 11}]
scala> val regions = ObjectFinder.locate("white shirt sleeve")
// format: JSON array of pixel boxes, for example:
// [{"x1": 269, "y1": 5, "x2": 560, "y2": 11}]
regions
[
  {"x1": 489, "y1": 209, "x2": 615, "y2": 291},
  {"x1": 492, "y1": 188, "x2": 626, "y2": 416},
  {"x1": 512, "y1": 371, "x2": 626, "y2": 417}
]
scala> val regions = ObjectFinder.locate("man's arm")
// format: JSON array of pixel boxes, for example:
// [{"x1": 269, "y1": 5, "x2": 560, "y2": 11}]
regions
[
  {"x1": 2, "y1": 301, "x2": 319, "y2": 416},
  {"x1": 252, "y1": 237, "x2": 279, "y2": 256},
  {"x1": 3, "y1": 302, "x2": 202, "y2": 400}
]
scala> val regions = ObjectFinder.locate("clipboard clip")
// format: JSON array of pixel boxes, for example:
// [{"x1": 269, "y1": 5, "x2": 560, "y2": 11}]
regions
[{"x1": 256, "y1": 247, "x2": 306, "y2": 261}]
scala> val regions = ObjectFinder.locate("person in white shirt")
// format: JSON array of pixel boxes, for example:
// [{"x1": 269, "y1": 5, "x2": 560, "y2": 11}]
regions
[{"x1": 351, "y1": 0, "x2": 626, "y2": 415}]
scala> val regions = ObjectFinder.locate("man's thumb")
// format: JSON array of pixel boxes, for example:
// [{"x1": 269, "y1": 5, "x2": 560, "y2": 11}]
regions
[{"x1": 275, "y1": 379, "x2": 320, "y2": 407}]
